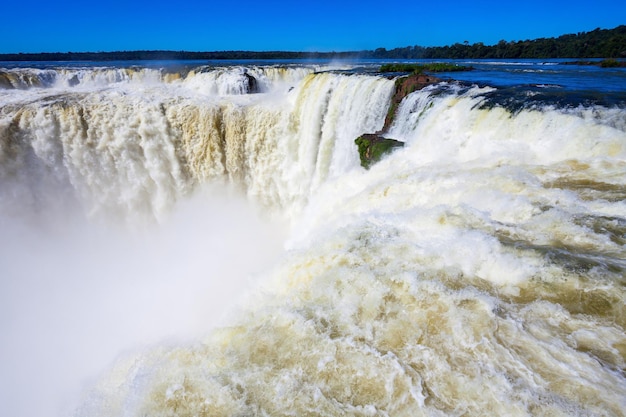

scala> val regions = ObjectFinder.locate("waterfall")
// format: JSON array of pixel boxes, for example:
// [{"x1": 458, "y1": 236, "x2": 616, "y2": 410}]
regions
[
  {"x1": 0, "y1": 67, "x2": 395, "y2": 224},
  {"x1": 1, "y1": 63, "x2": 625, "y2": 417}
]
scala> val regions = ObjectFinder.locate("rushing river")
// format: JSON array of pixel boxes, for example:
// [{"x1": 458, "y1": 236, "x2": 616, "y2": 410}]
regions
[{"x1": 1, "y1": 59, "x2": 625, "y2": 417}]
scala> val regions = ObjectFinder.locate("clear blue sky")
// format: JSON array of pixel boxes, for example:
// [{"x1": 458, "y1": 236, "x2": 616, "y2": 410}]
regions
[{"x1": 1, "y1": 0, "x2": 624, "y2": 53}]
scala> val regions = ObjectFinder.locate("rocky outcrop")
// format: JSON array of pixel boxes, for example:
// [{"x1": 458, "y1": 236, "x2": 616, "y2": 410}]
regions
[
  {"x1": 355, "y1": 133, "x2": 405, "y2": 169},
  {"x1": 383, "y1": 73, "x2": 440, "y2": 130},
  {"x1": 243, "y1": 72, "x2": 259, "y2": 93},
  {"x1": 354, "y1": 73, "x2": 439, "y2": 169}
]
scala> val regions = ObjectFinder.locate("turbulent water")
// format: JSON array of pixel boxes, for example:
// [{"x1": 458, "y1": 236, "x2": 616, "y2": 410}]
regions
[{"x1": 1, "y1": 60, "x2": 625, "y2": 417}]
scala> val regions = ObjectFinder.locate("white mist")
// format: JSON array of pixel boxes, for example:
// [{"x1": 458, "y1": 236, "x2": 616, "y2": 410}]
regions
[{"x1": 0, "y1": 186, "x2": 287, "y2": 417}]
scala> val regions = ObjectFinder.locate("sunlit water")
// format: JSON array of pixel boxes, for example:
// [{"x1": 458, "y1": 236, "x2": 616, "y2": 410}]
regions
[{"x1": 1, "y1": 60, "x2": 625, "y2": 417}]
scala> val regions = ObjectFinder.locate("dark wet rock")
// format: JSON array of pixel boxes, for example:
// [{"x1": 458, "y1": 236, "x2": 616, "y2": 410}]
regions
[
  {"x1": 243, "y1": 72, "x2": 259, "y2": 93},
  {"x1": 67, "y1": 74, "x2": 80, "y2": 87}
]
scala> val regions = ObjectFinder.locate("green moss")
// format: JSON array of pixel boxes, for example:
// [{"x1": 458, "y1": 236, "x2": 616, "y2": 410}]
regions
[
  {"x1": 600, "y1": 58, "x2": 622, "y2": 67},
  {"x1": 424, "y1": 62, "x2": 473, "y2": 72},
  {"x1": 386, "y1": 101, "x2": 398, "y2": 125},
  {"x1": 565, "y1": 59, "x2": 626, "y2": 68},
  {"x1": 380, "y1": 63, "x2": 425, "y2": 73},
  {"x1": 355, "y1": 134, "x2": 404, "y2": 169},
  {"x1": 379, "y1": 63, "x2": 473, "y2": 73}
]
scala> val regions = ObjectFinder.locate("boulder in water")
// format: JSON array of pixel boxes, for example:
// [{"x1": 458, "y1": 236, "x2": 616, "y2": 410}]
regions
[{"x1": 355, "y1": 133, "x2": 404, "y2": 169}]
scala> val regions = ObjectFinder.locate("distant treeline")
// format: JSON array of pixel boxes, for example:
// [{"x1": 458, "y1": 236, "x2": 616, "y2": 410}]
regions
[
  {"x1": 0, "y1": 50, "x2": 357, "y2": 62},
  {"x1": 368, "y1": 25, "x2": 626, "y2": 59},
  {"x1": 1, "y1": 25, "x2": 624, "y2": 62}
]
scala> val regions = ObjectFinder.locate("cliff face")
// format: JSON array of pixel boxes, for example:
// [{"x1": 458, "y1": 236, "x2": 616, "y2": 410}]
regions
[
  {"x1": 356, "y1": 73, "x2": 440, "y2": 169},
  {"x1": 383, "y1": 73, "x2": 440, "y2": 131}
]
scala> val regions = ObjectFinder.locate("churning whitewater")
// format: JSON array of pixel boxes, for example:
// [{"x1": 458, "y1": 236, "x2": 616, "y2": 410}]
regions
[{"x1": 1, "y1": 62, "x2": 625, "y2": 417}]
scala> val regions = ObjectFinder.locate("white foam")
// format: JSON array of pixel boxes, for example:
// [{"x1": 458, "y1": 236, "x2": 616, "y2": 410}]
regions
[{"x1": 2, "y1": 66, "x2": 625, "y2": 417}]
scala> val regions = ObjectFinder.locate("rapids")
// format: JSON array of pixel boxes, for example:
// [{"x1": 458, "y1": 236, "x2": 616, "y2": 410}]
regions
[{"x1": 1, "y1": 61, "x2": 625, "y2": 417}]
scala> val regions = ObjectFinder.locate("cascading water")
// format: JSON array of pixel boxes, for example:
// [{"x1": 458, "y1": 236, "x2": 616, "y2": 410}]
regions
[
  {"x1": 1, "y1": 62, "x2": 625, "y2": 417},
  {"x1": 0, "y1": 67, "x2": 395, "y2": 223}
]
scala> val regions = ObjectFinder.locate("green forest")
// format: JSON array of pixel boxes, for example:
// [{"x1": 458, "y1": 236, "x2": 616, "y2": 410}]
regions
[
  {"x1": 1, "y1": 25, "x2": 624, "y2": 61},
  {"x1": 368, "y1": 25, "x2": 626, "y2": 59}
]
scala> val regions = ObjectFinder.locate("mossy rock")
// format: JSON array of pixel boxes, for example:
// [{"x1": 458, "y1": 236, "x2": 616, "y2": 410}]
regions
[
  {"x1": 383, "y1": 73, "x2": 440, "y2": 130},
  {"x1": 355, "y1": 134, "x2": 404, "y2": 169},
  {"x1": 379, "y1": 63, "x2": 473, "y2": 73}
]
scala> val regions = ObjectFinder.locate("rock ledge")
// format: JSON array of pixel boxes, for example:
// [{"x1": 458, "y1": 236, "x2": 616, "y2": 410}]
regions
[{"x1": 355, "y1": 73, "x2": 440, "y2": 169}]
